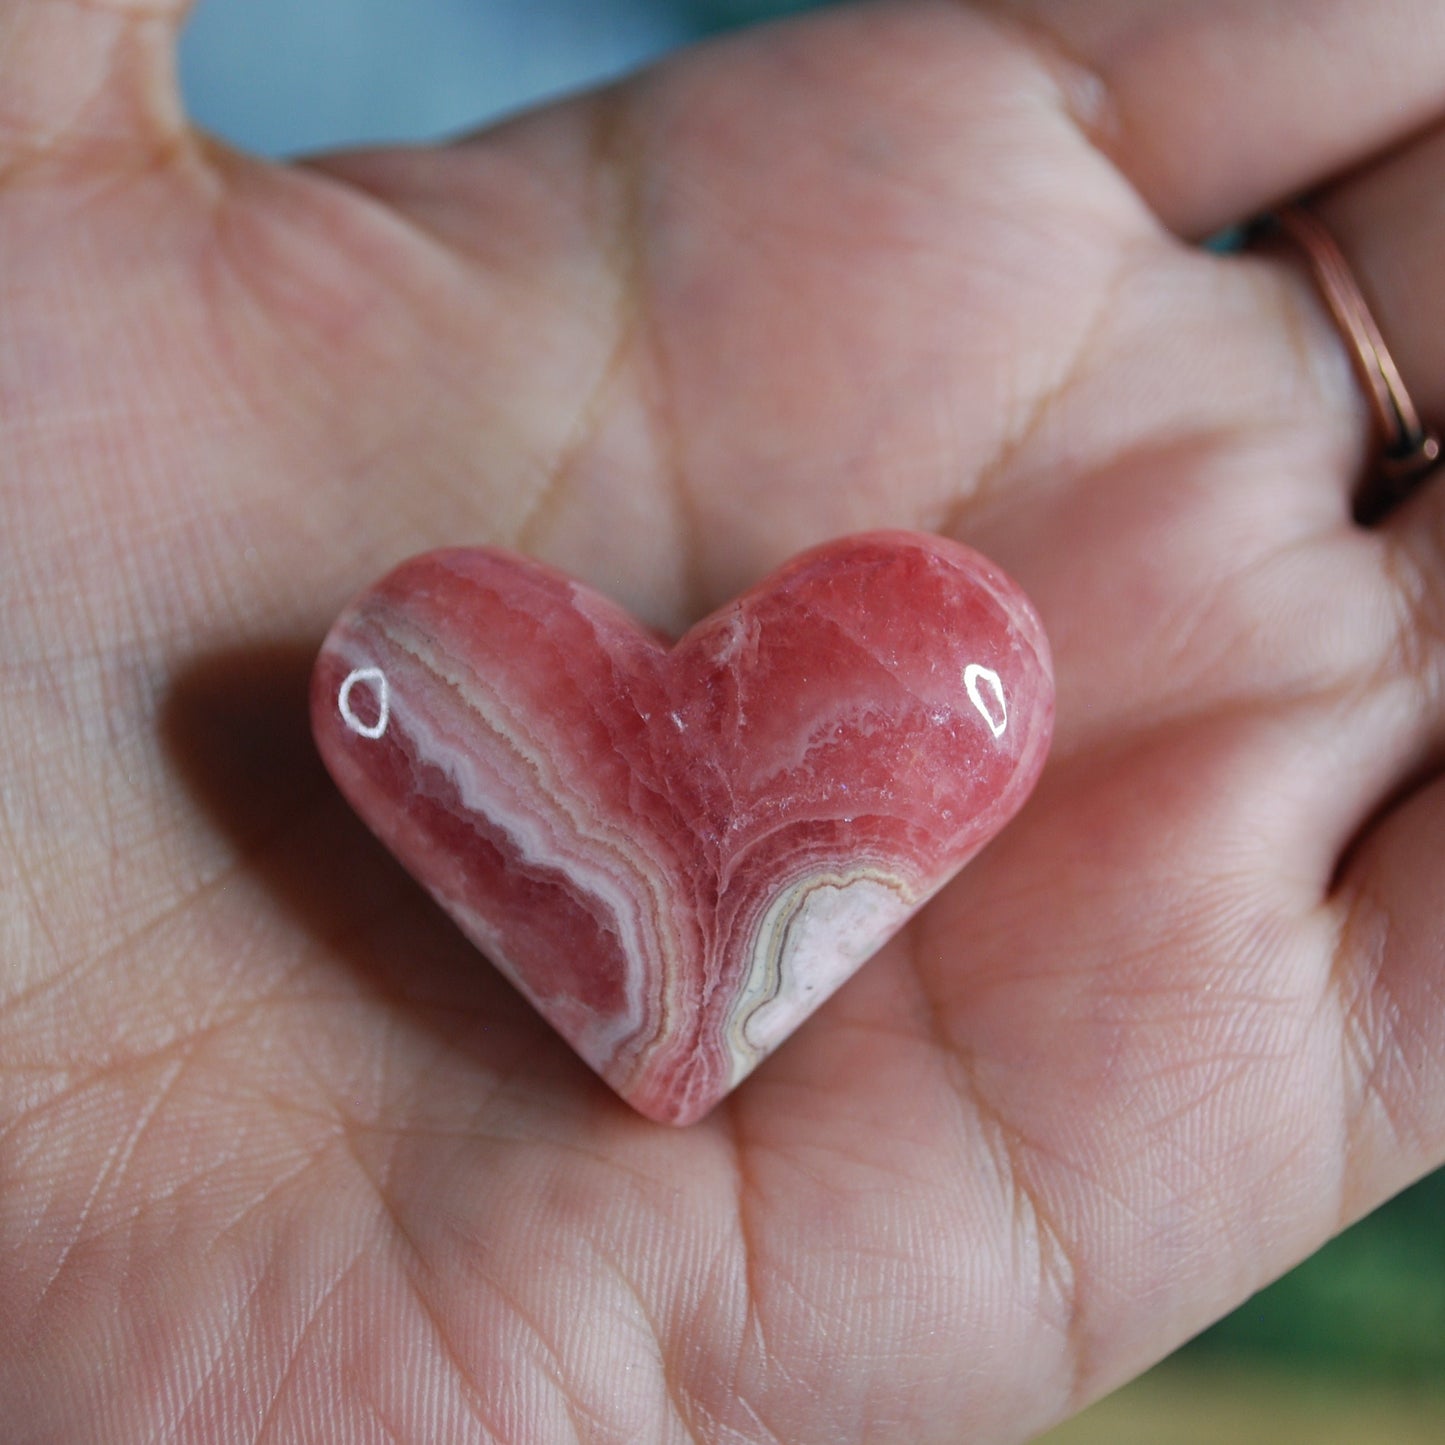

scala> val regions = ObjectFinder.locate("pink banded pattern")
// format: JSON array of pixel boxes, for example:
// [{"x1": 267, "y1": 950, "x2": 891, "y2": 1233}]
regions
[{"x1": 311, "y1": 532, "x2": 1053, "y2": 1124}]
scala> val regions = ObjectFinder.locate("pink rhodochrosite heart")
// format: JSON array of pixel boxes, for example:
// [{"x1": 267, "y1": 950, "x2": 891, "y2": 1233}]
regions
[{"x1": 312, "y1": 532, "x2": 1053, "y2": 1124}]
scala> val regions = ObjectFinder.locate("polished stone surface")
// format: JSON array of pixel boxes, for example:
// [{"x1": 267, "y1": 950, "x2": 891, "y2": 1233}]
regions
[{"x1": 312, "y1": 533, "x2": 1053, "y2": 1123}]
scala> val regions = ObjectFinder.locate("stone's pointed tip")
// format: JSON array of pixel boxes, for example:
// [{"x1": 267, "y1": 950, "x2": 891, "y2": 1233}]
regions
[
  {"x1": 625, "y1": 1090, "x2": 721, "y2": 1130},
  {"x1": 311, "y1": 531, "x2": 1054, "y2": 1126}
]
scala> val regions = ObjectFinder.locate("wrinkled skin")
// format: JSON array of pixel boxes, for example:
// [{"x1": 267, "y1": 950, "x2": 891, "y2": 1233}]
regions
[{"x1": 2, "y1": 2, "x2": 1444, "y2": 1441}]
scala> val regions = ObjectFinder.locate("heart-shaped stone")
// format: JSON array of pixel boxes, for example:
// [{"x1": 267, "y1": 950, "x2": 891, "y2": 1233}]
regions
[{"x1": 312, "y1": 532, "x2": 1052, "y2": 1124}]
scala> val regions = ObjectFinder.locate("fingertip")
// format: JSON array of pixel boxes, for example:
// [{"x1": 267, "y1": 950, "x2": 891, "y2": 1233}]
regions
[
  {"x1": 0, "y1": 1, "x2": 193, "y2": 179},
  {"x1": 1004, "y1": 0, "x2": 1445, "y2": 237}
]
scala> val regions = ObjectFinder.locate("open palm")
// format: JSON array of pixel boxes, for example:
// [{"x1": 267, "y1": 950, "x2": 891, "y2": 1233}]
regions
[{"x1": 4, "y1": 2, "x2": 1444, "y2": 1440}]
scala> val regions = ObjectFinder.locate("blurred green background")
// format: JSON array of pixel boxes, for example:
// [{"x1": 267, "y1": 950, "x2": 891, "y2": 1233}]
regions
[
  {"x1": 1043, "y1": 1168, "x2": 1445, "y2": 1442},
  {"x1": 180, "y1": 1, "x2": 1445, "y2": 1436}
]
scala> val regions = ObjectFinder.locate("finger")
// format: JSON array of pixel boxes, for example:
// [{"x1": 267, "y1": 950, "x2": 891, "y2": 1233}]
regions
[
  {"x1": 966, "y1": 112, "x2": 1445, "y2": 768},
  {"x1": 1331, "y1": 769, "x2": 1445, "y2": 1219},
  {"x1": 0, "y1": 0, "x2": 191, "y2": 170},
  {"x1": 1309, "y1": 119, "x2": 1445, "y2": 465},
  {"x1": 1313, "y1": 121, "x2": 1445, "y2": 1207},
  {"x1": 993, "y1": 0, "x2": 1445, "y2": 235},
  {"x1": 1302, "y1": 116, "x2": 1445, "y2": 741}
]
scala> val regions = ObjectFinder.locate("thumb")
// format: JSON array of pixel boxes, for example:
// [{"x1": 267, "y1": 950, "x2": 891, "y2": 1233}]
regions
[{"x1": 0, "y1": 0, "x2": 193, "y2": 172}]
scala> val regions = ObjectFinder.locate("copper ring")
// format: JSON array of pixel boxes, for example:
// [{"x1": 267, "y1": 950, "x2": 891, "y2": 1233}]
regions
[{"x1": 1263, "y1": 203, "x2": 1441, "y2": 522}]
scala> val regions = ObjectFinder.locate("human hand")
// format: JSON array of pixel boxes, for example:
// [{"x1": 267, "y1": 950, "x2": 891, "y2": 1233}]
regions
[{"x1": 3, "y1": 2, "x2": 1443, "y2": 1441}]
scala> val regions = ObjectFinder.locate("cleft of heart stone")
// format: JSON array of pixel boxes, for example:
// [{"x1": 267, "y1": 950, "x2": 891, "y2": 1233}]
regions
[{"x1": 312, "y1": 531, "x2": 1054, "y2": 1125}]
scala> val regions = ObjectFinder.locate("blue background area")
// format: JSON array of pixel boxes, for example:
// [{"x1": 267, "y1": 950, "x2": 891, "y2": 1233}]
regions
[{"x1": 179, "y1": 0, "x2": 825, "y2": 156}]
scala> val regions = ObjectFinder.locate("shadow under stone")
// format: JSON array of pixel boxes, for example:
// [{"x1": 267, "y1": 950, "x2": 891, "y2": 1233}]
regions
[{"x1": 158, "y1": 637, "x2": 581, "y2": 1094}]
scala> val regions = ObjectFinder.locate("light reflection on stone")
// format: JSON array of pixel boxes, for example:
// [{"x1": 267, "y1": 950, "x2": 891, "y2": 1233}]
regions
[
  {"x1": 965, "y1": 663, "x2": 1008, "y2": 739},
  {"x1": 338, "y1": 666, "x2": 390, "y2": 740}
]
